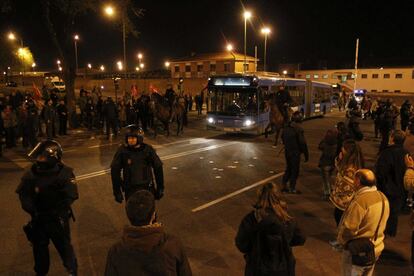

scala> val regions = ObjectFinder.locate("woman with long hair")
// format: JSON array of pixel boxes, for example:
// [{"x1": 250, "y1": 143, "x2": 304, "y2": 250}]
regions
[
  {"x1": 329, "y1": 139, "x2": 365, "y2": 248},
  {"x1": 235, "y1": 182, "x2": 305, "y2": 276}
]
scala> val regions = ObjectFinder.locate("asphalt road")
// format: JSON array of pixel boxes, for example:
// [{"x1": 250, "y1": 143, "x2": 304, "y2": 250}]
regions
[{"x1": 0, "y1": 111, "x2": 412, "y2": 276}]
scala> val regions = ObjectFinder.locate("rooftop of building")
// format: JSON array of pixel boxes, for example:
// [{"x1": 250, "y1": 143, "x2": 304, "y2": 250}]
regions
[{"x1": 171, "y1": 52, "x2": 258, "y2": 63}]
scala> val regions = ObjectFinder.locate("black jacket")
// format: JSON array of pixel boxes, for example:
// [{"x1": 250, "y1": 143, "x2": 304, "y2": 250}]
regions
[
  {"x1": 103, "y1": 100, "x2": 118, "y2": 120},
  {"x1": 42, "y1": 105, "x2": 56, "y2": 122},
  {"x1": 16, "y1": 163, "x2": 78, "y2": 218},
  {"x1": 282, "y1": 122, "x2": 309, "y2": 160},
  {"x1": 375, "y1": 144, "x2": 408, "y2": 199},
  {"x1": 111, "y1": 143, "x2": 164, "y2": 196},
  {"x1": 275, "y1": 90, "x2": 293, "y2": 106},
  {"x1": 56, "y1": 104, "x2": 68, "y2": 119},
  {"x1": 105, "y1": 224, "x2": 192, "y2": 276},
  {"x1": 235, "y1": 210, "x2": 305, "y2": 276},
  {"x1": 318, "y1": 136, "x2": 338, "y2": 167}
]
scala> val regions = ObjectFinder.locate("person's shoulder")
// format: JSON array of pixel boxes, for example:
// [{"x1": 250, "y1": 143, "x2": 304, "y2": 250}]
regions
[{"x1": 21, "y1": 166, "x2": 36, "y2": 181}]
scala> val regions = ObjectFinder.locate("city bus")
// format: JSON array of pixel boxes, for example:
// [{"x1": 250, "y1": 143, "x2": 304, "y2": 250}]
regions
[{"x1": 206, "y1": 73, "x2": 333, "y2": 134}]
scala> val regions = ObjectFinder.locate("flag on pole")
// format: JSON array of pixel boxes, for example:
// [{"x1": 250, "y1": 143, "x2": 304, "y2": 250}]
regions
[
  {"x1": 32, "y1": 82, "x2": 42, "y2": 100},
  {"x1": 131, "y1": 84, "x2": 138, "y2": 98}
]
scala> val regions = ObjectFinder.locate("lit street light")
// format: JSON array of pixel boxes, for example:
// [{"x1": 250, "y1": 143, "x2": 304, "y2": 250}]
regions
[
  {"x1": 283, "y1": 70, "x2": 287, "y2": 77},
  {"x1": 139, "y1": 63, "x2": 144, "y2": 69},
  {"x1": 164, "y1": 61, "x2": 170, "y2": 68},
  {"x1": 74, "y1": 34, "x2": 79, "y2": 72},
  {"x1": 243, "y1": 10, "x2": 252, "y2": 73},
  {"x1": 226, "y1": 44, "x2": 236, "y2": 63},
  {"x1": 58, "y1": 67, "x2": 62, "y2": 71},
  {"x1": 87, "y1": 63, "x2": 92, "y2": 69},
  {"x1": 117, "y1": 61, "x2": 123, "y2": 71},
  {"x1": 261, "y1": 27, "x2": 271, "y2": 71},
  {"x1": 100, "y1": 65, "x2": 105, "y2": 71},
  {"x1": 135, "y1": 66, "x2": 140, "y2": 71},
  {"x1": 104, "y1": 5, "x2": 114, "y2": 16},
  {"x1": 104, "y1": 4, "x2": 128, "y2": 93},
  {"x1": 57, "y1": 59, "x2": 61, "y2": 65}
]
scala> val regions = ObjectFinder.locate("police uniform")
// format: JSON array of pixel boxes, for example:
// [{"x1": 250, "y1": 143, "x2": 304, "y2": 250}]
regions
[
  {"x1": 110, "y1": 125, "x2": 164, "y2": 202},
  {"x1": 16, "y1": 140, "x2": 78, "y2": 275},
  {"x1": 281, "y1": 113, "x2": 309, "y2": 193}
]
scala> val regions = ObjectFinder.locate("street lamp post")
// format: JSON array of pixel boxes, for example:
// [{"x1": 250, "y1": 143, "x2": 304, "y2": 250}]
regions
[
  {"x1": 8, "y1": 32, "x2": 25, "y2": 84},
  {"x1": 261, "y1": 27, "x2": 271, "y2": 72},
  {"x1": 243, "y1": 11, "x2": 252, "y2": 73},
  {"x1": 74, "y1": 34, "x2": 79, "y2": 74},
  {"x1": 104, "y1": 5, "x2": 128, "y2": 95}
]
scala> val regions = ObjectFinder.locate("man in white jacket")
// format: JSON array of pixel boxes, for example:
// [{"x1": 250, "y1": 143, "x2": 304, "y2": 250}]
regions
[{"x1": 337, "y1": 169, "x2": 390, "y2": 276}]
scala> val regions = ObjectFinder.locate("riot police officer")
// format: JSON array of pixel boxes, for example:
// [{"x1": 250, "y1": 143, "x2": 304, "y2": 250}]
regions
[
  {"x1": 281, "y1": 111, "x2": 309, "y2": 194},
  {"x1": 110, "y1": 124, "x2": 164, "y2": 203},
  {"x1": 16, "y1": 139, "x2": 78, "y2": 275}
]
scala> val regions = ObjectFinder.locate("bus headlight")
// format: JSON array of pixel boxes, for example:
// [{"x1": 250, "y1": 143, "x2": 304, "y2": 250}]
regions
[
  {"x1": 244, "y1": 120, "x2": 254, "y2": 126},
  {"x1": 207, "y1": 117, "x2": 215, "y2": 124}
]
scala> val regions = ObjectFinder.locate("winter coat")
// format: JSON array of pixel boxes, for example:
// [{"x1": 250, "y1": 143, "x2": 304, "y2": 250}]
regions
[
  {"x1": 42, "y1": 105, "x2": 57, "y2": 122},
  {"x1": 330, "y1": 159, "x2": 359, "y2": 211},
  {"x1": 105, "y1": 224, "x2": 192, "y2": 276},
  {"x1": 235, "y1": 209, "x2": 305, "y2": 276},
  {"x1": 337, "y1": 186, "x2": 390, "y2": 258},
  {"x1": 375, "y1": 144, "x2": 408, "y2": 199},
  {"x1": 103, "y1": 100, "x2": 118, "y2": 120},
  {"x1": 318, "y1": 136, "x2": 338, "y2": 167},
  {"x1": 1, "y1": 108, "x2": 17, "y2": 128}
]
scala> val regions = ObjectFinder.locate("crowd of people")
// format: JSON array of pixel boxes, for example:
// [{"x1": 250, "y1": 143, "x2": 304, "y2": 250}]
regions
[
  {"x1": 0, "y1": 87, "x2": 205, "y2": 156},
  {"x1": 11, "y1": 86, "x2": 414, "y2": 276}
]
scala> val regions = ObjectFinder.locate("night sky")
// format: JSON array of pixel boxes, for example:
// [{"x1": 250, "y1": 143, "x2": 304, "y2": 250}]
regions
[{"x1": 1, "y1": 0, "x2": 413, "y2": 71}]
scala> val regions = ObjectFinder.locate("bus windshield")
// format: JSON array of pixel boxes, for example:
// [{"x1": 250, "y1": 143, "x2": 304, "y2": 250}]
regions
[{"x1": 208, "y1": 88, "x2": 258, "y2": 115}]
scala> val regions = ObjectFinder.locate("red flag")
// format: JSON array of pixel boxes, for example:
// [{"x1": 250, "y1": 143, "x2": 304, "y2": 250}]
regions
[
  {"x1": 149, "y1": 84, "x2": 159, "y2": 93},
  {"x1": 32, "y1": 82, "x2": 42, "y2": 100},
  {"x1": 131, "y1": 84, "x2": 138, "y2": 98}
]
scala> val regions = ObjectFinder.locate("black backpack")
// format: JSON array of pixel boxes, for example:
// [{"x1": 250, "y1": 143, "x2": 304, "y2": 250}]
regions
[{"x1": 251, "y1": 219, "x2": 292, "y2": 276}]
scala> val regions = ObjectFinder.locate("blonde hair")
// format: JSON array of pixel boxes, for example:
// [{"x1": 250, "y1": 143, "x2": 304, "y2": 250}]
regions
[{"x1": 255, "y1": 182, "x2": 291, "y2": 223}]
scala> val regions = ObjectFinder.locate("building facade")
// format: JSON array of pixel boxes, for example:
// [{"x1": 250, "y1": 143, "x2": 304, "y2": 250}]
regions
[
  {"x1": 295, "y1": 67, "x2": 414, "y2": 93},
  {"x1": 169, "y1": 52, "x2": 257, "y2": 95}
]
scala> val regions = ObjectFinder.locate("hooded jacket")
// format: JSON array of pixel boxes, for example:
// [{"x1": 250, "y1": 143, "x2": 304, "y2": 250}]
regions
[{"x1": 105, "y1": 224, "x2": 192, "y2": 276}]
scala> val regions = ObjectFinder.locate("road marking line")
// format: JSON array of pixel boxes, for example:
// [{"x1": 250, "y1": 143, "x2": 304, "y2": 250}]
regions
[
  {"x1": 76, "y1": 141, "x2": 239, "y2": 181},
  {"x1": 191, "y1": 172, "x2": 284, "y2": 213}
]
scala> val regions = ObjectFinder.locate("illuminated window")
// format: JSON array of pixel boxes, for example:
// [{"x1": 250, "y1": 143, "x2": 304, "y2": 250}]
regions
[
  {"x1": 322, "y1": 74, "x2": 328, "y2": 79},
  {"x1": 313, "y1": 74, "x2": 319, "y2": 79},
  {"x1": 372, "y1": 74, "x2": 378, "y2": 79},
  {"x1": 305, "y1": 74, "x2": 311, "y2": 79},
  {"x1": 395, "y1": 73, "x2": 403, "y2": 79},
  {"x1": 361, "y1": 74, "x2": 367, "y2": 79},
  {"x1": 185, "y1": 65, "x2": 191, "y2": 72},
  {"x1": 197, "y1": 65, "x2": 203, "y2": 72},
  {"x1": 383, "y1": 74, "x2": 390, "y2": 79}
]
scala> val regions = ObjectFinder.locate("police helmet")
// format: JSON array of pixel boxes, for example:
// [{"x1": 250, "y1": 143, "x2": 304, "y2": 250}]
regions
[
  {"x1": 291, "y1": 111, "x2": 303, "y2": 123},
  {"x1": 28, "y1": 139, "x2": 63, "y2": 164},
  {"x1": 125, "y1": 124, "x2": 145, "y2": 146}
]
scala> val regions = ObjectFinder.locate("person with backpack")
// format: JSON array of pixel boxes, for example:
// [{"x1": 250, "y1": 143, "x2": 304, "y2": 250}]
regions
[{"x1": 235, "y1": 182, "x2": 306, "y2": 276}]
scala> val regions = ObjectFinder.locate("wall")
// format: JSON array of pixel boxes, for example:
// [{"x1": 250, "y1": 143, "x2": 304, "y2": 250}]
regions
[{"x1": 295, "y1": 68, "x2": 414, "y2": 93}]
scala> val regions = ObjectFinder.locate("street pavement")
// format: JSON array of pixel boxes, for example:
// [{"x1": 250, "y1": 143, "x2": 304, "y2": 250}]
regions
[{"x1": 0, "y1": 110, "x2": 412, "y2": 276}]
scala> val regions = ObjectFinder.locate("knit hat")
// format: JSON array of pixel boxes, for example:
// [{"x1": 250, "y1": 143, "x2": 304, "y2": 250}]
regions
[{"x1": 126, "y1": 190, "x2": 156, "y2": 226}]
